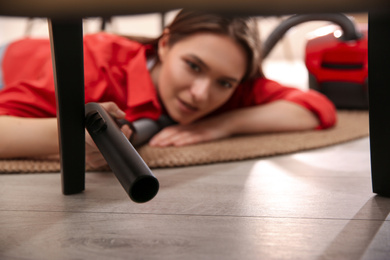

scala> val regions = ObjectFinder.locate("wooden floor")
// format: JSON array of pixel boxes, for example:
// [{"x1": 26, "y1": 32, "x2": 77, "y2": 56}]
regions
[{"x1": 1, "y1": 137, "x2": 390, "y2": 259}]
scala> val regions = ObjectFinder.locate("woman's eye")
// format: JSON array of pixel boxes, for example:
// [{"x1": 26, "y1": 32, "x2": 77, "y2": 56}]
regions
[
  {"x1": 218, "y1": 80, "x2": 233, "y2": 89},
  {"x1": 186, "y1": 61, "x2": 201, "y2": 72}
]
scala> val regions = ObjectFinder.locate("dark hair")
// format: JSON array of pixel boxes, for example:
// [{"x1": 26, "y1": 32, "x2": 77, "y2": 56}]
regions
[{"x1": 163, "y1": 10, "x2": 263, "y2": 81}]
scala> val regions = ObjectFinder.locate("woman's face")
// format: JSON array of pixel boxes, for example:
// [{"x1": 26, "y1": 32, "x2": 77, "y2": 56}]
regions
[{"x1": 155, "y1": 32, "x2": 247, "y2": 125}]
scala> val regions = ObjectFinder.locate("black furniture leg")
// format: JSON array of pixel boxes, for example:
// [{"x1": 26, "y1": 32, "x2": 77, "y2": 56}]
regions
[
  {"x1": 49, "y1": 19, "x2": 85, "y2": 195},
  {"x1": 369, "y1": 11, "x2": 390, "y2": 197}
]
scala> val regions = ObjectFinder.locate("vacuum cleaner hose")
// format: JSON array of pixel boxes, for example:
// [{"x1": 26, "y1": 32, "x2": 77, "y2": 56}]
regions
[{"x1": 262, "y1": 13, "x2": 363, "y2": 59}]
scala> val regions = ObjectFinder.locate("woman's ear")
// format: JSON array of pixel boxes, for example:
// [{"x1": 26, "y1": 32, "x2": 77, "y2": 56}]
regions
[{"x1": 158, "y1": 29, "x2": 170, "y2": 62}]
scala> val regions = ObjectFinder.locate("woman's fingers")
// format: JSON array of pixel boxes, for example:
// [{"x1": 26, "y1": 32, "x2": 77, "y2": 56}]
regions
[
  {"x1": 149, "y1": 116, "x2": 231, "y2": 147},
  {"x1": 86, "y1": 151, "x2": 107, "y2": 168},
  {"x1": 149, "y1": 126, "x2": 181, "y2": 146},
  {"x1": 120, "y1": 124, "x2": 133, "y2": 140},
  {"x1": 99, "y1": 101, "x2": 126, "y2": 119},
  {"x1": 149, "y1": 126, "x2": 209, "y2": 147}
]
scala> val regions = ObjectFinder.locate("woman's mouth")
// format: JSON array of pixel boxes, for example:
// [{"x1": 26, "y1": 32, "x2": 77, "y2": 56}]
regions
[{"x1": 177, "y1": 98, "x2": 198, "y2": 114}]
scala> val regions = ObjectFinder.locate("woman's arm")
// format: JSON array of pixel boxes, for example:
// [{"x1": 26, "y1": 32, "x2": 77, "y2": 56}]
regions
[
  {"x1": 0, "y1": 102, "x2": 132, "y2": 169},
  {"x1": 149, "y1": 100, "x2": 320, "y2": 147},
  {"x1": 0, "y1": 116, "x2": 59, "y2": 158},
  {"x1": 221, "y1": 100, "x2": 320, "y2": 134}
]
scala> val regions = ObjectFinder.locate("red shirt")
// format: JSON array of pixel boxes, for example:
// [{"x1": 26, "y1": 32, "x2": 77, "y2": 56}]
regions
[{"x1": 0, "y1": 33, "x2": 336, "y2": 129}]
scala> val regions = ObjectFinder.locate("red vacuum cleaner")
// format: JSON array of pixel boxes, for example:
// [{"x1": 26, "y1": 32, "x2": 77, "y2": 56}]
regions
[{"x1": 262, "y1": 13, "x2": 368, "y2": 109}]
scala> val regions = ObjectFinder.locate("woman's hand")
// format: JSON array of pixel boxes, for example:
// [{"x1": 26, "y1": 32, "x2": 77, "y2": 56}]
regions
[
  {"x1": 149, "y1": 115, "x2": 232, "y2": 147},
  {"x1": 85, "y1": 102, "x2": 132, "y2": 168},
  {"x1": 148, "y1": 101, "x2": 321, "y2": 148}
]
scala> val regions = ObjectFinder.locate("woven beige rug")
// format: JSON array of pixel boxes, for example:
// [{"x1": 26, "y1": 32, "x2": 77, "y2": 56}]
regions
[{"x1": 0, "y1": 110, "x2": 369, "y2": 173}]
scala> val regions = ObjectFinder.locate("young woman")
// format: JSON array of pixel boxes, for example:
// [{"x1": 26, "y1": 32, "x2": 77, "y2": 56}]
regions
[{"x1": 0, "y1": 10, "x2": 336, "y2": 168}]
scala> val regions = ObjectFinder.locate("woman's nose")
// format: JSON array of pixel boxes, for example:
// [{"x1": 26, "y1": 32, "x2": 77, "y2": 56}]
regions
[{"x1": 190, "y1": 78, "x2": 211, "y2": 103}]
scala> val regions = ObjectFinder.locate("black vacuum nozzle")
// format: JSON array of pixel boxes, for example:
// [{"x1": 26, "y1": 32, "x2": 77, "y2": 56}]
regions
[{"x1": 85, "y1": 102, "x2": 159, "y2": 203}]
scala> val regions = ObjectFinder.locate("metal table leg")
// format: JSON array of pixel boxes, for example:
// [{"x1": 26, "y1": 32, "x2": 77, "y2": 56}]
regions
[
  {"x1": 49, "y1": 19, "x2": 85, "y2": 195},
  {"x1": 369, "y1": 11, "x2": 390, "y2": 196}
]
